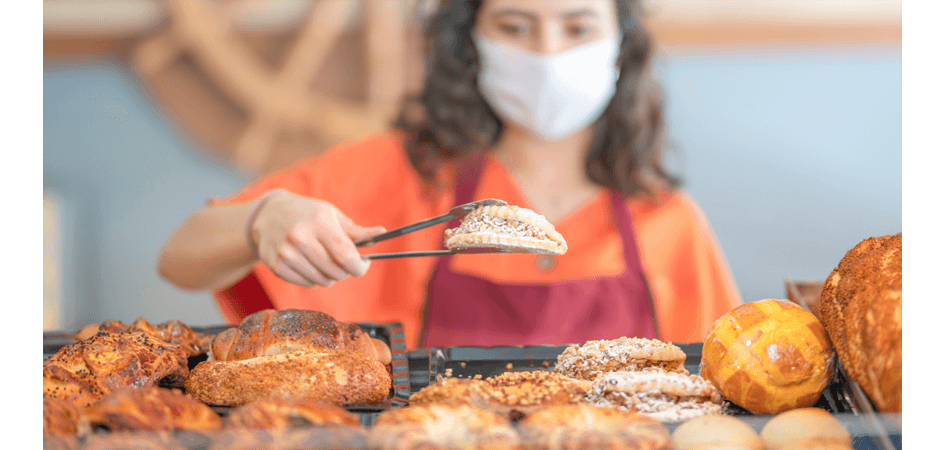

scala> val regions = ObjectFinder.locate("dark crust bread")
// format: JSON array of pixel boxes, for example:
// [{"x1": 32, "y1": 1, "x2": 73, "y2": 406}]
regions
[
  {"x1": 185, "y1": 350, "x2": 391, "y2": 407},
  {"x1": 43, "y1": 332, "x2": 190, "y2": 411},
  {"x1": 819, "y1": 233, "x2": 902, "y2": 412}
]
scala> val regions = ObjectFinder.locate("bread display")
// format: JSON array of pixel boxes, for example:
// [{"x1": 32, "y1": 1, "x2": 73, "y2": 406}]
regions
[
  {"x1": 369, "y1": 404, "x2": 522, "y2": 450},
  {"x1": 43, "y1": 332, "x2": 191, "y2": 410},
  {"x1": 79, "y1": 432, "x2": 187, "y2": 450},
  {"x1": 210, "y1": 309, "x2": 392, "y2": 365},
  {"x1": 555, "y1": 337, "x2": 688, "y2": 382},
  {"x1": 671, "y1": 415, "x2": 764, "y2": 450},
  {"x1": 586, "y1": 370, "x2": 723, "y2": 423},
  {"x1": 517, "y1": 404, "x2": 674, "y2": 450},
  {"x1": 75, "y1": 318, "x2": 211, "y2": 357},
  {"x1": 444, "y1": 204, "x2": 567, "y2": 255},
  {"x1": 819, "y1": 233, "x2": 902, "y2": 412},
  {"x1": 700, "y1": 299, "x2": 836, "y2": 415},
  {"x1": 185, "y1": 349, "x2": 391, "y2": 407},
  {"x1": 77, "y1": 386, "x2": 223, "y2": 434},
  {"x1": 760, "y1": 408, "x2": 853, "y2": 450}
]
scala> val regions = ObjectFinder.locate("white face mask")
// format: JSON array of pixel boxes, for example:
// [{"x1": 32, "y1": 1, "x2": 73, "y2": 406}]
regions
[{"x1": 474, "y1": 34, "x2": 622, "y2": 141}]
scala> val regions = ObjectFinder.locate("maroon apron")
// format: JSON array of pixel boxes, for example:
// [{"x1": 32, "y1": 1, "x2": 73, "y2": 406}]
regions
[{"x1": 420, "y1": 157, "x2": 658, "y2": 347}]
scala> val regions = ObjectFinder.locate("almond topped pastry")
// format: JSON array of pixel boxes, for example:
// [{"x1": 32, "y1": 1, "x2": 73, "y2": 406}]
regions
[
  {"x1": 444, "y1": 205, "x2": 567, "y2": 255},
  {"x1": 587, "y1": 370, "x2": 723, "y2": 423},
  {"x1": 555, "y1": 337, "x2": 688, "y2": 382}
]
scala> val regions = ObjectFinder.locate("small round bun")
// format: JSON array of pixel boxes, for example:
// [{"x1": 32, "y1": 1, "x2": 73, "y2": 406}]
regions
[
  {"x1": 672, "y1": 415, "x2": 764, "y2": 450},
  {"x1": 700, "y1": 299, "x2": 836, "y2": 415},
  {"x1": 760, "y1": 408, "x2": 851, "y2": 450}
]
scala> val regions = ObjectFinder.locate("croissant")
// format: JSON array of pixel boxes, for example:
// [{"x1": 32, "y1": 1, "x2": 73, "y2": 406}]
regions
[
  {"x1": 210, "y1": 309, "x2": 391, "y2": 365},
  {"x1": 78, "y1": 386, "x2": 223, "y2": 434}
]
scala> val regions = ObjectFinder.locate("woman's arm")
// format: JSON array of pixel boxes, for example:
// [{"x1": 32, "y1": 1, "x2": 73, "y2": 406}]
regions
[{"x1": 158, "y1": 191, "x2": 385, "y2": 292}]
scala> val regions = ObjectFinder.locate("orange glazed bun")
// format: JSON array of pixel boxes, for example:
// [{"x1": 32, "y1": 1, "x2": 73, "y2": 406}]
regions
[{"x1": 700, "y1": 299, "x2": 836, "y2": 415}]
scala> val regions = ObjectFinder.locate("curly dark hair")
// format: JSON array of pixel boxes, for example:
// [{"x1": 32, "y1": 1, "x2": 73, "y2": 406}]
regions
[{"x1": 395, "y1": 0, "x2": 679, "y2": 198}]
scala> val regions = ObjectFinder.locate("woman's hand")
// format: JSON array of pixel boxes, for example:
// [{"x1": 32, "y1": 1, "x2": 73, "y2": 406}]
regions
[{"x1": 250, "y1": 192, "x2": 386, "y2": 287}]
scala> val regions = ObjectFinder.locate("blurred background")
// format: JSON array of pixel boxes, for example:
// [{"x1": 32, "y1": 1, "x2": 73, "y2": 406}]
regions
[{"x1": 43, "y1": 0, "x2": 901, "y2": 331}]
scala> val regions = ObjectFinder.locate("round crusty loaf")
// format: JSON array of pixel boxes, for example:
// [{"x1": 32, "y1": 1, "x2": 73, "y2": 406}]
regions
[
  {"x1": 819, "y1": 233, "x2": 901, "y2": 413},
  {"x1": 186, "y1": 349, "x2": 391, "y2": 407},
  {"x1": 210, "y1": 309, "x2": 391, "y2": 365},
  {"x1": 700, "y1": 299, "x2": 836, "y2": 415}
]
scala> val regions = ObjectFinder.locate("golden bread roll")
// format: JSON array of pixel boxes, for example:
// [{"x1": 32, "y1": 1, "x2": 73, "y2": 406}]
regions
[
  {"x1": 672, "y1": 415, "x2": 764, "y2": 450},
  {"x1": 700, "y1": 299, "x2": 836, "y2": 415},
  {"x1": 586, "y1": 370, "x2": 723, "y2": 423},
  {"x1": 760, "y1": 408, "x2": 852, "y2": 449},
  {"x1": 77, "y1": 386, "x2": 222, "y2": 434},
  {"x1": 185, "y1": 349, "x2": 391, "y2": 407},
  {"x1": 43, "y1": 332, "x2": 190, "y2": 411},
  {"x1": 444, "y1": 204, "x2": 567, "y2": 255},
  {"x1": 210, "y1": 309, "x2": 391, "y2": 365},
  {"x1": 209, "y1": 427, "x2": 369, "y2": 450},
  {"x1": 75, "y1": 318, "x2": 211, "y2": 356},
  {"x1": 517, "y1": 404, "x2": 673, "y2": 450},
  {"x1": 225, "y1": 398, "x2": 362, "y2": 429},
  {"x1": 819, "y1": 233, "x2": 901, "y2": 412},
  {"x1": 369, "y1": 404, "x2": 521, "y2": 450},
  {"x1": 555, "y1": 337, "x2": 688, "y2": 382}
]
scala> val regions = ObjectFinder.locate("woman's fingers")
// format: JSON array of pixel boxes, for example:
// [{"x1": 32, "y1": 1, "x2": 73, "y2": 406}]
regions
[
  {"x1": 319, "y1": 225, "x2": 370, "y2": 277},
  {"x1": 279, "y1": 245, "x2": 338, "y2": 287},
  {"x1": 272, "y1": 255, "x2": 327, "y2": 287},
  {"x1": 286, "y1": 225, "x2": 350, "y2": 282}
]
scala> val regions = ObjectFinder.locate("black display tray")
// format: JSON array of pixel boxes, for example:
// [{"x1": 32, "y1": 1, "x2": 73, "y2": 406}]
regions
[
  {"x1": 424, "y1": 343, "x2": 900, "y2": 450},
  {"x1": 43, "y1": 322, "x2": 411, "y2": 427}
]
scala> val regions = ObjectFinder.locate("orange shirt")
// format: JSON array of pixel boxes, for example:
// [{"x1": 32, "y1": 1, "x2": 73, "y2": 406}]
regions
[{"x1": 212, "y1": 132, "x2": 742, "y2": 347}]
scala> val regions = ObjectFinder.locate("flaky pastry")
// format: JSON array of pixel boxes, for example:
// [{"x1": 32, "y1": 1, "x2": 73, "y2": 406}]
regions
[{"x1": 445, "y1": 205, "x2": 567, "y2": 255}]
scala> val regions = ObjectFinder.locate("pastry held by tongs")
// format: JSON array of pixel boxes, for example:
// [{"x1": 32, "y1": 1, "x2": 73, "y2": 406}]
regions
[
  {"x1": 445, "y1": 204, "x2": 567, "y2": 255},
  {"x1": 356, "y1": 199, "x2": 568, "y2": 260}
]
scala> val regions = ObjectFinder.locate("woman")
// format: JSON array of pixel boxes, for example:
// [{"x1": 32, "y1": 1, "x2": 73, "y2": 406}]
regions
[{"x1": 158, "y1": 0, "x2": 741, "y2": 348}]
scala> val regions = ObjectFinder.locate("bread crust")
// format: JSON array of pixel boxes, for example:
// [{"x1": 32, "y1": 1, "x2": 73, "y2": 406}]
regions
[
  {"x1": 369, "y1": 404, "x2": 521, "y2": 450},
  {"x1": 587, "y1": 371, "x2": 723, "y2": 423},
  {"x1": 185, "y1": 350, "x2": 391, "y2": 407},
  {"x1": 700, "y1": 300, "x2": 836, "y2": 416},
  {"x1": 209, "y1": 309, "x2": 391, "y2": 365},
  {"x1": 44, "y1": 397, "x2": 81, "y2": 436},
  {"x1": 819, "y1": 233, "x2": 901, "y2": 412},
  {"x1": 518, "y1": 404, "x2": 674, "y2": 450},
  {"x1": 224, "y1": 398, "x2": 363, "y2": 429},
  {"x1": 75, "y1": 318, "x2": 211, "y2": 357},
  {"x1": 43, "y1": 332, "x2": 190, "y2": 411},
  {"x1": 78, "y1": 386, "x2": 222, "y2": 434}
]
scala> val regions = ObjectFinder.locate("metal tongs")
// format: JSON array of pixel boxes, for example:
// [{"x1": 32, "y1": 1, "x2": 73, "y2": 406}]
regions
[{"x1": 356, "y1": 199, "x2": 511, "y2": 260}]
